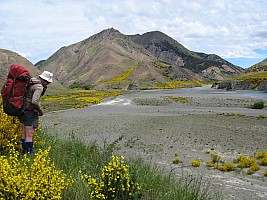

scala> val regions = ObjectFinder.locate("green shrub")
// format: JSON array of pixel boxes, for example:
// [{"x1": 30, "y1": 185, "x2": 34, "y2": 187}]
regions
[
  {"x1": 211, "y1": 153, "x2": 220, "y2": 164},
  {"x1": 258, "y1": 114, "x2": 267, "y2": 118},
  {"x1": 172, "y1": 158, "x2": 182, "y2": 164},
  {"x1": 69, "y1": 82, "x2": 93, "y2": 90},
  {"x1": 83, "y1": 84, "x2": 93, "y2": 90},
  {"x1": 250, "y1": 101, "x2": 265, "y2": 109},
  {"x1": 69, "y1": 81, "x2": 81, "y2": 89}
]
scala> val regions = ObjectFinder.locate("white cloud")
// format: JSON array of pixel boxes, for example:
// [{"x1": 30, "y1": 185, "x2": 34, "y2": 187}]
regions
[
  {"x1": 14, "y1": 50, "x2": 33, "y2": 59},
  {"x1": 0, "y1": 0, "x2": 266, "y2": 68}
]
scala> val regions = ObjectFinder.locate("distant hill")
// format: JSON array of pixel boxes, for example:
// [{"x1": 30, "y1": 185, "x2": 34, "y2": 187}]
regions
[
  {"x1": 35, "y1": 60, "x2": 46, "y2": 68},
  {"x1": 38, "y1": 28, "x2": 243, "y2": 89},
  {"x1": 246, "y1": 58, "x2": 267, "y2": 72},
  {"x1": 0, "y1": 49, "x2": 40, "y2": 84},
  {"x1": 0, "y1": 49, "x2": 64, "y2": 92},
  {"x1": 212, "y1": 58, "x2": 267, "y2": 91}
]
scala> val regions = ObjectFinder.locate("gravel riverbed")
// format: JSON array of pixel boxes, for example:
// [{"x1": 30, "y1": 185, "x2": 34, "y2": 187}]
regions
[{"x1": 42, "y1": 86, "x2": 267, "y2": 200}]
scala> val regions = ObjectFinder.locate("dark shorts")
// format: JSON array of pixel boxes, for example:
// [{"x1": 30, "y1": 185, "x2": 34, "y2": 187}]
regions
[{"x1": 19, "y1": 110, "x2": 39, "y2": 128}]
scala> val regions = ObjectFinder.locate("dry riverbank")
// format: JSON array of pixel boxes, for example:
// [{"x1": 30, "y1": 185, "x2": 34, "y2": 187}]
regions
[{"x1": 42, "y1": 87, "x2": 267, "y2": 200}]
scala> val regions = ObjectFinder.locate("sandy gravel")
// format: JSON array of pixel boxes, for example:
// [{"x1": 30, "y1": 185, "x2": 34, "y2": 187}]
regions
[{"x1": 42, "y1": 86, "x2": 267, "y2": 200}]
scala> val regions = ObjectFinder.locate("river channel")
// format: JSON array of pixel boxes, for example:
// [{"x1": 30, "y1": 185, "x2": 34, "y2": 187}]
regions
[{"x1": 42, "y1": 86, "x2": 267, "y2": 200}]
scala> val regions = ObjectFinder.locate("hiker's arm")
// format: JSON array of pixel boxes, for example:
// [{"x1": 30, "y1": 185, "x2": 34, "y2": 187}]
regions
[{"x1": 31, "y1": 84, "x2": 44, "y2": 114}]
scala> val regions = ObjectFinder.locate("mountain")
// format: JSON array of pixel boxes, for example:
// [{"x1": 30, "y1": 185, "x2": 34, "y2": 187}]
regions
[
  {"x1": 129, "y1": 31, "x2": 244, "y2": 80},
  {"x1": 39, "y1": 28, "x2": 204, "y2": 89},
  {"x1": 0, "y1": 49, "x2": 40, "y2": 84},
  {"x1": 245, "y1": 58, "x2": 267, "y2": 72},
  {"x1": 38, "y1": 28, "x2": 243, "y2": 90}
]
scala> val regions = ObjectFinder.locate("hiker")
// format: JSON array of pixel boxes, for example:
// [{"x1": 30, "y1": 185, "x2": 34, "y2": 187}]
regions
[{"x1": 20, "y1": 71, "x2": 53, "y2": 154}]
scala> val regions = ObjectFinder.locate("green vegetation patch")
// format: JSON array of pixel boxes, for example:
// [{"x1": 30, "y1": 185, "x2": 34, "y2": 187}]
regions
[
  {"x1": 133, "y1": 97, "x2": 172, "y2": 106},
  {"x1": 31, "y1": 130, "x2": 220, "y2": 200},
  {"x1": 133, "y1": 96, "x2": 190, "y2": 106},
  {"x1": 154, "y1": 61, "x2": 173, "y2": 69},
  {"x1": 250, "y1": 101, "x2": 265, "y2": 109},
  {"x1": 69, "y1": 81, "x2": 93, "y2": 90},
  {"x1": 172, "y1": 157, "x2": 182, "y2": 164}
]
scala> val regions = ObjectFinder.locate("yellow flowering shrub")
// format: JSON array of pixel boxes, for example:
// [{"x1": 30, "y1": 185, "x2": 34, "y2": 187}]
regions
[
  {"x1": 82, "y1": 155, "x2": 141, "y2": 200},
  {"x1": 247, "y1": 164, "x2": 261, "y2": 175},
  {"x1": 216, "y1": 165, "x2": 228, "y2": 172},
  {"x1": 41, "y1": 90, "x2": 123, "y2": 111},
  {"x1": 168, "y1": 96, "x2": 190, "y2": 103},
  {"x1": 75, "y1": 97, "x2": 102, "y2": 104},
  {"x1": 206, "y1": 161, "x2": 215, "y2": 168},
  {"x1": 0, "y1": 104, "x2": 22, "y2": 152},
  {"x1": 155, "y1": 79, "x2": 203, "y2": 89},
  {"x1": 216, "y1": 162, "x2": 236, "y2": 172},
  {"x1": 256, "y1": 151, "x2": 267, "y2": 166},
  {"x1": 0, "y1": 147, "x2": 73, "y2": 199},
  {"x1": 99, "y1": 64, "x2": 138, "y2": 85},
  {"x1": 191, "y1": 159, "x2": 201, "y2": 167},
  {"x1": 224, "y1": 162, "x2": 236, "y2": 171},
  {"x1": 237, "y1": 155, "x2": 256, "y2": 168},
  {"x1": 0, "y1": 103, "x2": 42, "y2": 152}
]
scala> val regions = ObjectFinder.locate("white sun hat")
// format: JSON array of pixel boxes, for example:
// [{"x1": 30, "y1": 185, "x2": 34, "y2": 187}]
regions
[{"x1": 39, "y1": 71, "x2": 53, "y2": 83}]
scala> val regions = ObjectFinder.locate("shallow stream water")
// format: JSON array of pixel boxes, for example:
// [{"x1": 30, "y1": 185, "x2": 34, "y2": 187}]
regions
[{"x1": 139, "y1": 86, "x2": 267, "y2": 100}]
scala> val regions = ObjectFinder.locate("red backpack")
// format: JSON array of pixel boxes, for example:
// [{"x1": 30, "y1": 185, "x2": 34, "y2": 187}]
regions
[{"x1": 1, "y1": 64, "x2": 32, "y2": 116}]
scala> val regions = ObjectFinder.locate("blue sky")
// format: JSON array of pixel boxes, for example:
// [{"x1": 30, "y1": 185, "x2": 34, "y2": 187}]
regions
[{"x1": 0, "y1": 0, "x2": 267, "y2": 68}]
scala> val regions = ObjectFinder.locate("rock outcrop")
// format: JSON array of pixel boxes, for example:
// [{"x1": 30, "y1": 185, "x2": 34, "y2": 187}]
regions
[
  {"x1": 257, "y1": 80, "x2": 267, "y2": 91},
  {"x1": 212, "y1": 80, "x2": 267, "y2": 92}
]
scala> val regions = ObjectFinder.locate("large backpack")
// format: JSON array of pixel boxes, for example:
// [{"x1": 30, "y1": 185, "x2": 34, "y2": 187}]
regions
[{"x1": 1, "y1": 64, "x2": 32, "y2": 116}]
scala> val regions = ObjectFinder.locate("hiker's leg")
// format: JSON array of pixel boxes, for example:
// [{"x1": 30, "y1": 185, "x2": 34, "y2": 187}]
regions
[
  {"x1": 24, "y1": 125, "x2": 34, "y2": 154},
  {"x1": 25, "y1": 125, "x2": 34, "y2": 142},
  {"x1": 20, "y1": 110, "x2": 38, "y2": 154},
  {"x1": 21, "y1": 124, "x2": 26, "y2": 138},
  {"x1": 21, "y1": 124, "x2": 26, "y2": 153}
]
